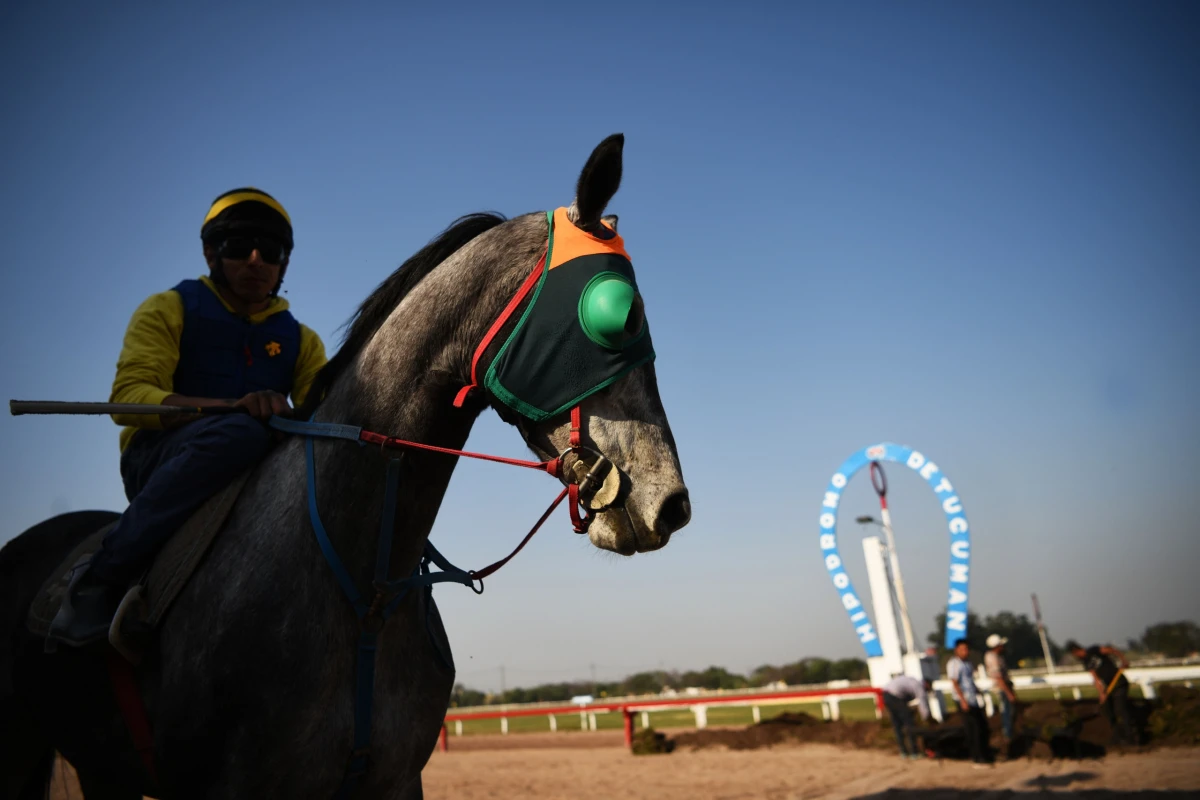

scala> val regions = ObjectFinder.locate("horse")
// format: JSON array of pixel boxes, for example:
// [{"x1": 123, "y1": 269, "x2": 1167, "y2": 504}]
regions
[{"x1": 0, "y1": 133, "x2": 691, "y2": 799}]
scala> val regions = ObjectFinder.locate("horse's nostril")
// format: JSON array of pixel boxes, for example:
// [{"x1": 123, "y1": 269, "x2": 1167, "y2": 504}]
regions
[{"x1": 657, "y1": 490, "x2": 691, "y2": 537}]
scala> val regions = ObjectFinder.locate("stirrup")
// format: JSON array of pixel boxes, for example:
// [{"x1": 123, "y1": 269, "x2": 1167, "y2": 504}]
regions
[
  {"x1": 45, "y1": 556, "x2": 110, "y2": 652},
  {"x1": 110, "y1": 585, "x2": 150, "y2": 665}
]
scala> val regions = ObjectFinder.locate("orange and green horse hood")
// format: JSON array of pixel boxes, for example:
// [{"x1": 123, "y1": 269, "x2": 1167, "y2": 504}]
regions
[{"x1": 484, "y1": 207, "x2": 655, "y2": 421}]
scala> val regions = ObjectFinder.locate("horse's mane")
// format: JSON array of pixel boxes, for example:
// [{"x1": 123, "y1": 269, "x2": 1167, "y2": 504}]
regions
[{"x1": 297, "y1": 212, "x2": 507, "y2": 418}]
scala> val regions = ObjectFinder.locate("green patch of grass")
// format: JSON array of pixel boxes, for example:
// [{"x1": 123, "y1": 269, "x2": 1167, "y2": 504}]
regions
[
  {"x1": 1009, "y1": 685, "x2": 1143, "y2": 703},
  {"x1": 450, "y1": 711, "x2": 625, "y2": 736},
  {"x1": 447, "y1": 697, "x2": 881, "y2": 737}
]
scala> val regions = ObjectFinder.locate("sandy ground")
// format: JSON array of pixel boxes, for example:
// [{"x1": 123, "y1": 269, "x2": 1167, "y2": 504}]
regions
[
  {"x1": 47, "y1": 735, "x2": 1200, "y2": 798},
  {"x1": 421, "y1": 732, "x2": 1200, "y2": 800}
]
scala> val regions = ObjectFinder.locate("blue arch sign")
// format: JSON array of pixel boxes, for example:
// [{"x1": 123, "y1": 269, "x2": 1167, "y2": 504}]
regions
[{"x1": 819, "y1": 443, "x2": 971, "y2": 656}]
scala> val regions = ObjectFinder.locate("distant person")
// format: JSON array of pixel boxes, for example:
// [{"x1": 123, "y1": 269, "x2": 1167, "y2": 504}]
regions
[
  {"x1": 985, "y1": 634, "x2": 1017, "y2": 741},
  {"x1": 881, "y1": 674, "x2": 932, "y2": 760},
  {"x1": 946, "y1": 638, "x2": 992, "y2": 766},
  {"x1": 1066, "y1": 640, "x2": 1140, "y2": 745}
]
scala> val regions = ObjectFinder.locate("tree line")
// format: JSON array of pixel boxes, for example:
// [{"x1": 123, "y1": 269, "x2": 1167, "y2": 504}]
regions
[
  {"x1": 450, "y1": 658, "x2": 870, "y2": 708},
  {"x1": 927, "y1": 611, "x2": 1200, "y2": 666},
  {"x1": 451, "y1": 614, "x2": 1198, "y2": 707}
]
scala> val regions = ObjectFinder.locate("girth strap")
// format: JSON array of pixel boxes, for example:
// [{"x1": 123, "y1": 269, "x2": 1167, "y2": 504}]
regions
[{"x1": 298, "y1": 423, "x2": 474, "y2": 799}]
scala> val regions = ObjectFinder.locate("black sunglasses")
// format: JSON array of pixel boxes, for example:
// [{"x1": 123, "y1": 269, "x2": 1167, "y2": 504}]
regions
[{"x1": 218, "y1": 236, "x2": 287, "y2": 264}]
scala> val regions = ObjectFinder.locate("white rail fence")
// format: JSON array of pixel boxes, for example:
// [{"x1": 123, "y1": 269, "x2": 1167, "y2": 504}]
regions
[{"x1": 448, "y1": 663, "x2": 1200, "y2": 732}]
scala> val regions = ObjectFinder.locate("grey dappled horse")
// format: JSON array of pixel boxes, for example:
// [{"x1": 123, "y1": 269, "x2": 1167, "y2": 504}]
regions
[{"x1": 0, "y1": 134, "x2": 690, "y2": 799}]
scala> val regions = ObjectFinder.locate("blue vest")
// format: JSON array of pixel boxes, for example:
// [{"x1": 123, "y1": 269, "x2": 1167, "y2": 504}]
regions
[{"x1": 172, "y1": 279, "x2": 301, "y2": 401}]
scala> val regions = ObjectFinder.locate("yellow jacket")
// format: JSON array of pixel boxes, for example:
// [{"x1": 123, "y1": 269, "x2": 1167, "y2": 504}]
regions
[{"x1": 109, "y1": 275, "x2": 327, "y2": 452}]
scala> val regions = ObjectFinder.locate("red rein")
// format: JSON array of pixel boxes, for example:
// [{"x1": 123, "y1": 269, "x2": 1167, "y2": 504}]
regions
[{"x1": 356, "y1": 404, "x2": 593, "y2": 581}]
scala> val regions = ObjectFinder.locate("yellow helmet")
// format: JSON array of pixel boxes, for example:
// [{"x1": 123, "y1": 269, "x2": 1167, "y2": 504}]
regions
[{"x1": 201, "y1": 187, "x2": 293, "y2": 251}]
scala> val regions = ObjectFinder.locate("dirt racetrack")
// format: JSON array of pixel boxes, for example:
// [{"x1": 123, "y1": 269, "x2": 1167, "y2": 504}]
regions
[
  {"x1": 421, "y1": 735, "x2": 1200, "y2": 799},
  {"x1": 47, "y1": 736, "x2": 1200, "y2": 798},
  {"x1": 420, "y1": 691, "x2": 1200, "y2": 798},
  {"x1": 47, "y1": 688, "x2": 1200, "y2": 798}
]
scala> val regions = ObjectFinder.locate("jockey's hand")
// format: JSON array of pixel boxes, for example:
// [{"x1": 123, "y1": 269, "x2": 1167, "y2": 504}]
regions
[{"x1": 234, "y1": 390, "x2": 292, "y2": 421}]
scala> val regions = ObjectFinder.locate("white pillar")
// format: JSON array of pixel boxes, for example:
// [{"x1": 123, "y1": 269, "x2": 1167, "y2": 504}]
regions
[
  {"x1": 501, "y1": 717, "x2": 508, "y2": 734},
  {"x1": 549, "y1": 714, "x2": 557, "y2": 732},
  {"x1": 863, "y1": 536, "x2": 904, "y2": 680},
  {"x1": 929, "y1": 690, "x2": 945, "y2": 723},
  {"x1": 821, "y1": 702, "x2": 830, "y2": 720},
  {"x1": 752, "y1": 705, "x2": 761, "y2": 723},
  {"x1": 588, "y1": 712, "x2": 597, "y2": 731},
  {"x1": 1072, "y1": 687, "x2": 1082, "y2": 700},
  {"x1": 641, "y1": 711, "x2": 650, "y2": 728},
  {"x1": 455, "y1": 720, "x2": 462, "y2": 736},
  {"x1": 828, "y1": 698, "x2": 841, "y2": 721},
  {"x1": 580, "y1": 711, "x2": 587, "y2": 730},
  {"x1": 693, "y1": 706, "x2": 708, "y2": 729},
  {"x1": 1141, "y1": 681, "x2": 1157, "y2": 700},
  {"x1": 905, "y1": 653, "x2": 930, "y2": 682},
  {"x1": 867, "y1": 657, "x2": 895, "y2": 689}
]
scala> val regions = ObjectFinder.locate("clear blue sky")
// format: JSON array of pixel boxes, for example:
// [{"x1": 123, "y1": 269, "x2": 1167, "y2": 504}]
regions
[{"x1": 2, "y1": 2, "x2": 1197, "y2": 692}]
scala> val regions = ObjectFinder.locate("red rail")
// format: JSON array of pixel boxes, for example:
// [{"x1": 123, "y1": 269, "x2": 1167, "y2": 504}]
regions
[{"x1": 440, "y1": 686, "x2": 883, "y2": 751}]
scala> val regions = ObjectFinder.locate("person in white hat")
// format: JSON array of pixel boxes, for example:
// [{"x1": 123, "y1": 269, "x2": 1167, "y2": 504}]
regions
[{"x1": 985, "y1": 633, "x2": 1017, "y2": 742}]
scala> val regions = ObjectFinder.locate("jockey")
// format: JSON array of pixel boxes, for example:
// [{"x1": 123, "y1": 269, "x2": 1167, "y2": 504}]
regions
[{"x1": 48, "y1": 188, "x2": 328, "y2": 647}]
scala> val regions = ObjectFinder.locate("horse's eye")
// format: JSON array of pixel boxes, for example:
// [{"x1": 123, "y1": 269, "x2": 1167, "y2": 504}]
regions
[{"x1": 579, "y1": 274, "x2": 645, "y2": 350}]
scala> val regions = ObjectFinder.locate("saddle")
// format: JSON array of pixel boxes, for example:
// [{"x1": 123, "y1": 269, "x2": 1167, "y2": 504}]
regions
[{"x1": 26, "y1": 470, "x2": 253, "y2": 659}]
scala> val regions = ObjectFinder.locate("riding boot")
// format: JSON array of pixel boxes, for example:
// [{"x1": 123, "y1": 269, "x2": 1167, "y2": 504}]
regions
[{"x1": 46, "y1": 556, "x2": 128, "y2": 648}]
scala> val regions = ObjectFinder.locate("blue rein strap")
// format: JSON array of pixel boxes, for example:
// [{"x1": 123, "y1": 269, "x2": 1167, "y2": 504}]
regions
[
  {"x1": 305, "y1": 436, "x2": 367, "y2": 616},
  {"x1": 270, "y1": 415, "x2": 364, "y2": 442},
  {"x1": 280, "y1": 416, "x2": 475, "y2": 799}
]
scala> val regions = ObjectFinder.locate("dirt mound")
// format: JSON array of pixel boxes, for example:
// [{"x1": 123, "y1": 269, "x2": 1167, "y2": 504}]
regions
[
  {"x1": 760, "y1": 711, "x2": 821, "y2": 727},
  {"x1": 1001, "y1": 698, "x2": 1117, "y2": 759},
  {"x1": 631, "y1": 727, "x2": 675, "y2": 755},
  {"x1": 669, "y1": 686, "x2": 1200, "y2": 760},
  {"x1": 672, "y1": 711, "x2": 893, "y2": 752},
  {"x1": 1147, "y1": 684, "x2": 1200, "y2": 747}
]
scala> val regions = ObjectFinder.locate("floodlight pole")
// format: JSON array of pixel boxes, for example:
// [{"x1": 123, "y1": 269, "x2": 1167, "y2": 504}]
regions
[
  {"x1": 1032, "y1": 593, "x2": 1061, "y2": 700},
  {"x1": 1031, "y1": 594, "x2": 1056, "y2": 673},
  {"x1": 870, "y1": 462, "x2": 916, "y2": 656}
]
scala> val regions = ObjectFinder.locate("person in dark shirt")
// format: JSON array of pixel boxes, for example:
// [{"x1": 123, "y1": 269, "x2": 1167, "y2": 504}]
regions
[{"x1": 1066, "y1": 640, "x2": 1140, "y2": 745}]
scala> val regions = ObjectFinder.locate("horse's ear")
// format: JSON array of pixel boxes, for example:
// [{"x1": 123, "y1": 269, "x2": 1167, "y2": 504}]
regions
[
  {"x1": 601, "y1": 214, "x2": 618, "y2": 233},
  {"x1": 571, "y1": 133, "x2": 624, "y2": 230}
]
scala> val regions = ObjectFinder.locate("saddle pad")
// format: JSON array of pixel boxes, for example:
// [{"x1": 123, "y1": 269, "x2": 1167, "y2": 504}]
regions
[{"x1": 27, "y1": 470, "x2": 253, "y2": 638}]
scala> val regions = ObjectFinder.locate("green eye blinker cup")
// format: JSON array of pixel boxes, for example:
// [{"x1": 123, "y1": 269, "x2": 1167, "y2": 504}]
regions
[{"x1": 579, "y1": 273, "x2": 646, "y2": 350}]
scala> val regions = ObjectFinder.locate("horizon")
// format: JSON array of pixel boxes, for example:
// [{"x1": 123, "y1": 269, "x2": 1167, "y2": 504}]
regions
[
  {"x1": 447, "y1": 607, "x2": 1191, "y2": 696},
  {"x1": 2, "y1": 2, "x2": 1198, "y2": 695}
]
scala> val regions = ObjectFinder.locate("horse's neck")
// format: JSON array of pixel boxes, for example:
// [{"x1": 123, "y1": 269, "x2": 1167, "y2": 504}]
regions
[{"x1": 303, "y1": 219, "x2": 540, "y2": 589}]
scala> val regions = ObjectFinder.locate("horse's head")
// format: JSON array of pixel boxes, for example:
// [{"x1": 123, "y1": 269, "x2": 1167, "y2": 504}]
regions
[{"x1": 483, "y1": 134, "x2": 691, "y2": 555}]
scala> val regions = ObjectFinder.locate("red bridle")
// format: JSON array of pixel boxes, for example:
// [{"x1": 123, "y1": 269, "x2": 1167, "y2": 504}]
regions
[{"x1": 354, "y1": 404, "x2": 596, "y2": 581}]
